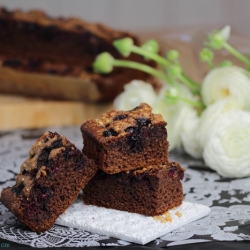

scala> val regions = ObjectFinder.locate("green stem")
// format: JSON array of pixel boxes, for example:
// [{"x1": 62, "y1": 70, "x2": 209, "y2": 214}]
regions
[
  {"x1": 131, "y1": 46, "x2": 171, "y2": 66},
  {"x1": 223, "y1": 42, "x2": 250, "y2": 67},
  {"x1": 113, "y1": 59, "x2": 172, "y2": 84},
  {"x1": 179, "y1": 97, "x2": 206, "y2": 108},
  {"x1": 181, "y1": 72, "x2": 201, "y2": 87},
  {"x1": 207, "y1": 61, "x2": 215, "y2": 69},
  {"x1": 178, "y1": 74, "x2": 201, "y2": 94}
]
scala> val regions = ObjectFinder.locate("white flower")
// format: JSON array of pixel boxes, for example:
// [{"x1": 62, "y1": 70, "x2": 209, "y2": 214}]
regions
[
  {"x1": 197, "y1": 98, "x2": 241, "y2": 149},
  {"x1": 153, "y1": 84, "x2": 196, "y2": 151},
  {"x1": 180, "y1": 107, "x2": 203, "y2": 159},
  {"x1": 201, "y1": 66, "x2": 250, "y2": 110},
  {"x1": 114, "y1": 80, "x2": 157, "y2": 110},
  {"x1": 203, "y1": 110, "x2": 250, "y2": 178},
  {"x1": 220, "y1": 25, "x2": 231, "y2": 41}
]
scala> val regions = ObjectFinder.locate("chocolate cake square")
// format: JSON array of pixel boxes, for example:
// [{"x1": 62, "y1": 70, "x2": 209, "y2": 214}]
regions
[
  {"x1": 80, "y1": 103, "x2": 169, "y2": 174},
  {"x1": 0, "y1": 7, "x2": 160, "y2": 102},
  {"x1": 82, "y1": 161, "x2": 185, "y2": 216},
  {"x1": 0, "y1": 131, "x2": 98, "y2": 233}
]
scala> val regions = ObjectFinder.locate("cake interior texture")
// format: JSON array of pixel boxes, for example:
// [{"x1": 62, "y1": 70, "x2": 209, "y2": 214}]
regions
[
  {"x1": 0, "y1": 131, "x2": 98, "y2": 233},
  {"x1": 82, "y1": 161, "x2": 185, "y2": 216},
  {"x1": 81, "y1": 103, "x2": 169, "y2": 174}
]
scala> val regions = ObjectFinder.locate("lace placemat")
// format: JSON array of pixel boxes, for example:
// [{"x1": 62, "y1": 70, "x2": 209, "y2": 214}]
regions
[{"x1": 1, "y1": 126, "x2": 250, "y2": 248}]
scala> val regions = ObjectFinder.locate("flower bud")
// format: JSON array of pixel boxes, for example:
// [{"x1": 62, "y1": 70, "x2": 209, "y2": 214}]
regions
[
  {"x1": 199, "y1": 48, "x2": 214, "y2": 62},
  {"x1": 167, "y1": 50, "x2": 179, "y2": 61},
  {"x1": 93, "y1": 52, "x2": 114, "y2": 74},
  {"x1": 113, "y1": 37, "x2": 134, "y2": 57}
]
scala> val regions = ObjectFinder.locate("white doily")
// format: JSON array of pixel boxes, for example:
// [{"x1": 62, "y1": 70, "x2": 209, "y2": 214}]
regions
[{"x1": 1, "y1": 127, "x2": 250, "y2": 248}]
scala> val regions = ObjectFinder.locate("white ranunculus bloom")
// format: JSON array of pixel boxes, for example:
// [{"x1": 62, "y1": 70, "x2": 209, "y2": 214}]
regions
[
  {"x1": 203, "y1": 110, "x2": 250, "y2": 178},
  {"x1": 201, "y1": 66, "x2": 250, "y2": 110},
  {"x1": 114, "y1": 80, "x2": 157, "y2": 110},
  {"x1": 180, "y1": 107, "x2": 202, "y2": 159},
  {"x1": 153, "y1": 84, "x2": 196, "y2": 151},
  {"x1": 197, "y1": 98, "x2": 241, "y2": 149}
]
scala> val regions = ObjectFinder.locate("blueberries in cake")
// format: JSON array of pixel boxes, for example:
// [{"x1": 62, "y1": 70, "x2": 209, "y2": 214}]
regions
[
  {"x1": 136, "y1": 118, "x2": 151, "y2": 127},
  {"x1": 37, "y1": 149, "x2": 50, "y2": 168},
  {"x1": 11, "y1": 183, "x2": 25, "y2": 196},
  {"x1": 35, "y1": 185, "x2": 52, "y2": 203},
  {"x1": 150, "y1": 126, "x2": 167, "y2": 137},
  {"x1": 74, "y1": 155, "x2": 87, "y2": 170},
  {"x1": 51, "y1": 138, "x2": 63, "y2": 148},
  {"x1": 48, "y1": 69, "x2": 57, "y2": 75},
  {"x1": 126, "y1": 126, "x2": 145, "y2": 153},
  {"x1": 28, "y1": 59, "x2": 42, "y2": 70},
  {"x1": 22, "y1": 169, "x2": 27, "y2": 175},
  {"x1": 179, "y1": 170, "x2": 184, "y2": 180},
  {"x1": 29, "y1": 169, "x2": 38, "y2": 178},
  {"x1": 113, "y1": 114, "x2": 128, "y2": 121},
  {"x1": 3, "y1": 58, "x2": 22, "y2": 67},
  {"x1": 38, "y1": 150, "x2": 49, "y2": 162},
  {"x1": 26, "y1": 201, "x2": 39, "y2": 219},
  {"x1": 103, "y1": 129, "x2": 118, "y2": 137},
  {"x1": 140, "y1": 126, "x2": 150, "y2": 138},
  {"x1": 41, "y1": 25, "x2": 57, "y2": 41},
  {"x1": 168, "y1": 166, "x2": 177, "y2": 178},
  {"x1": 67, "y1": 147, "x2": 80, "y2": 157},
  {"x1": 48, "y1": 160, "x2": 60, "y2": 174},
  {"x1": 125, "y1": 126, "x2": 135, "y2": 133},
  {"x1": 125, "y1": 119, "x2": 152, "y2": 153},
  {"x1": 27, "y1": 22, "x2": 37, "y2": 31}
]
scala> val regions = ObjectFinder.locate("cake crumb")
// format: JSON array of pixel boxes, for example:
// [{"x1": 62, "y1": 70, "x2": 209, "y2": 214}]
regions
[
  {"x1": 153, "y1": 211, "x2": 172, "y2": 223},
  {"x1": 175, "y1": 211, "x2": 182, "y2": 218}
]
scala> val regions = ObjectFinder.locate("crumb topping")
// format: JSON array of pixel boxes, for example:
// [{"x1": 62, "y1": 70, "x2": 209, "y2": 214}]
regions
[
  {"x1": 97, "y1": 103, "x2": 166, "y2": 136},
  {"x1": 15, "y1": 131, "x2": 73, "y2": 198}
]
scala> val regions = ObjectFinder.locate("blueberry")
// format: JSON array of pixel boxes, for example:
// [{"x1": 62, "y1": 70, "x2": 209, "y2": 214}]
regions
[
  {"x1": 125, "y1": 127, "x2": 135, "y2": 133},
  {"x1": 136, "y1": 118, "x2": 151, "y2": 127},
  {"x1": 103, "y1": 129, "x2": 118, "y2": 137},
  {"x1": 3, "y1": 58, "x2": 22, "y2": 67},
  {"x1": 113, "y1": 114, "x2": 128, "y2": 121},
  {"x1": 179, "y1": 171, "x2": 184, "y2": 180},
  {"x1": 168, "y1": 166, "x2": 177, "y2": 178},
  {"x1": 38, "y1": 150, "x2": 49, "y2": 162}
]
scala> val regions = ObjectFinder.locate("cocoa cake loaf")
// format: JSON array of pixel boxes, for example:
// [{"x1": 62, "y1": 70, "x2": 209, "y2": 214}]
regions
[
  {"x1": 82, "y1": 161, "x2": 185, "y2": 216},
  {"x1": 0, "y1": 131, "x2": 98, "y2": 233},
  {"x1": 0, "y1": 7, "x2": 159, "y2": 102},
  {"x1": 81, "y1": 103, "x2": 169, "y2": 174}
]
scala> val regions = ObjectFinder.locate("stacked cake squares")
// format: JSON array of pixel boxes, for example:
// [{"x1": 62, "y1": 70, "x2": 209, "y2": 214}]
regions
[
  {"x1": 0, "y1": 102, "x2": 185, "y2": 233},
  {"x1": 81, "y1": 103, "x2": 185, "y2": 216}
]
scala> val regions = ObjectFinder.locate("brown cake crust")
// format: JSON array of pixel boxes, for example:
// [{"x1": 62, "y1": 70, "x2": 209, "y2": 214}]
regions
[
  {"x1": 82, "y1": 161, "x2": 185, "y2": 216},
  {"x1": 0, "y1": 7, "x2": 160, "y2": 102},
  {"x1": 81, "y1": 103, "x2": 169, "y2": 174},
  {"x1": 0, "y1": 131, "x2": 98, "y2": 233}
]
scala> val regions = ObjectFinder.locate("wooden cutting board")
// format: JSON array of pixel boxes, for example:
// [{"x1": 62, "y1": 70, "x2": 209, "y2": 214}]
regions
[{"x1": 0, "y1": 94, "x2": 113, "y2": 130}]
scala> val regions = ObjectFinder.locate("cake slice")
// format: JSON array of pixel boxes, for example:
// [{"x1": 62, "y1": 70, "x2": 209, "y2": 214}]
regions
[
  {"x1": 0, "y1": 7, "x2": 160, "y2": 102},
  {"x1": 82, "y1": 161, "x2": 185, "y2": 216},
  {"x1": 80, "y1": 103, "x2": 169, "y2": 174},
  {"x1": 0, "y1": 131, "x2": 98, "y2": 233}
]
